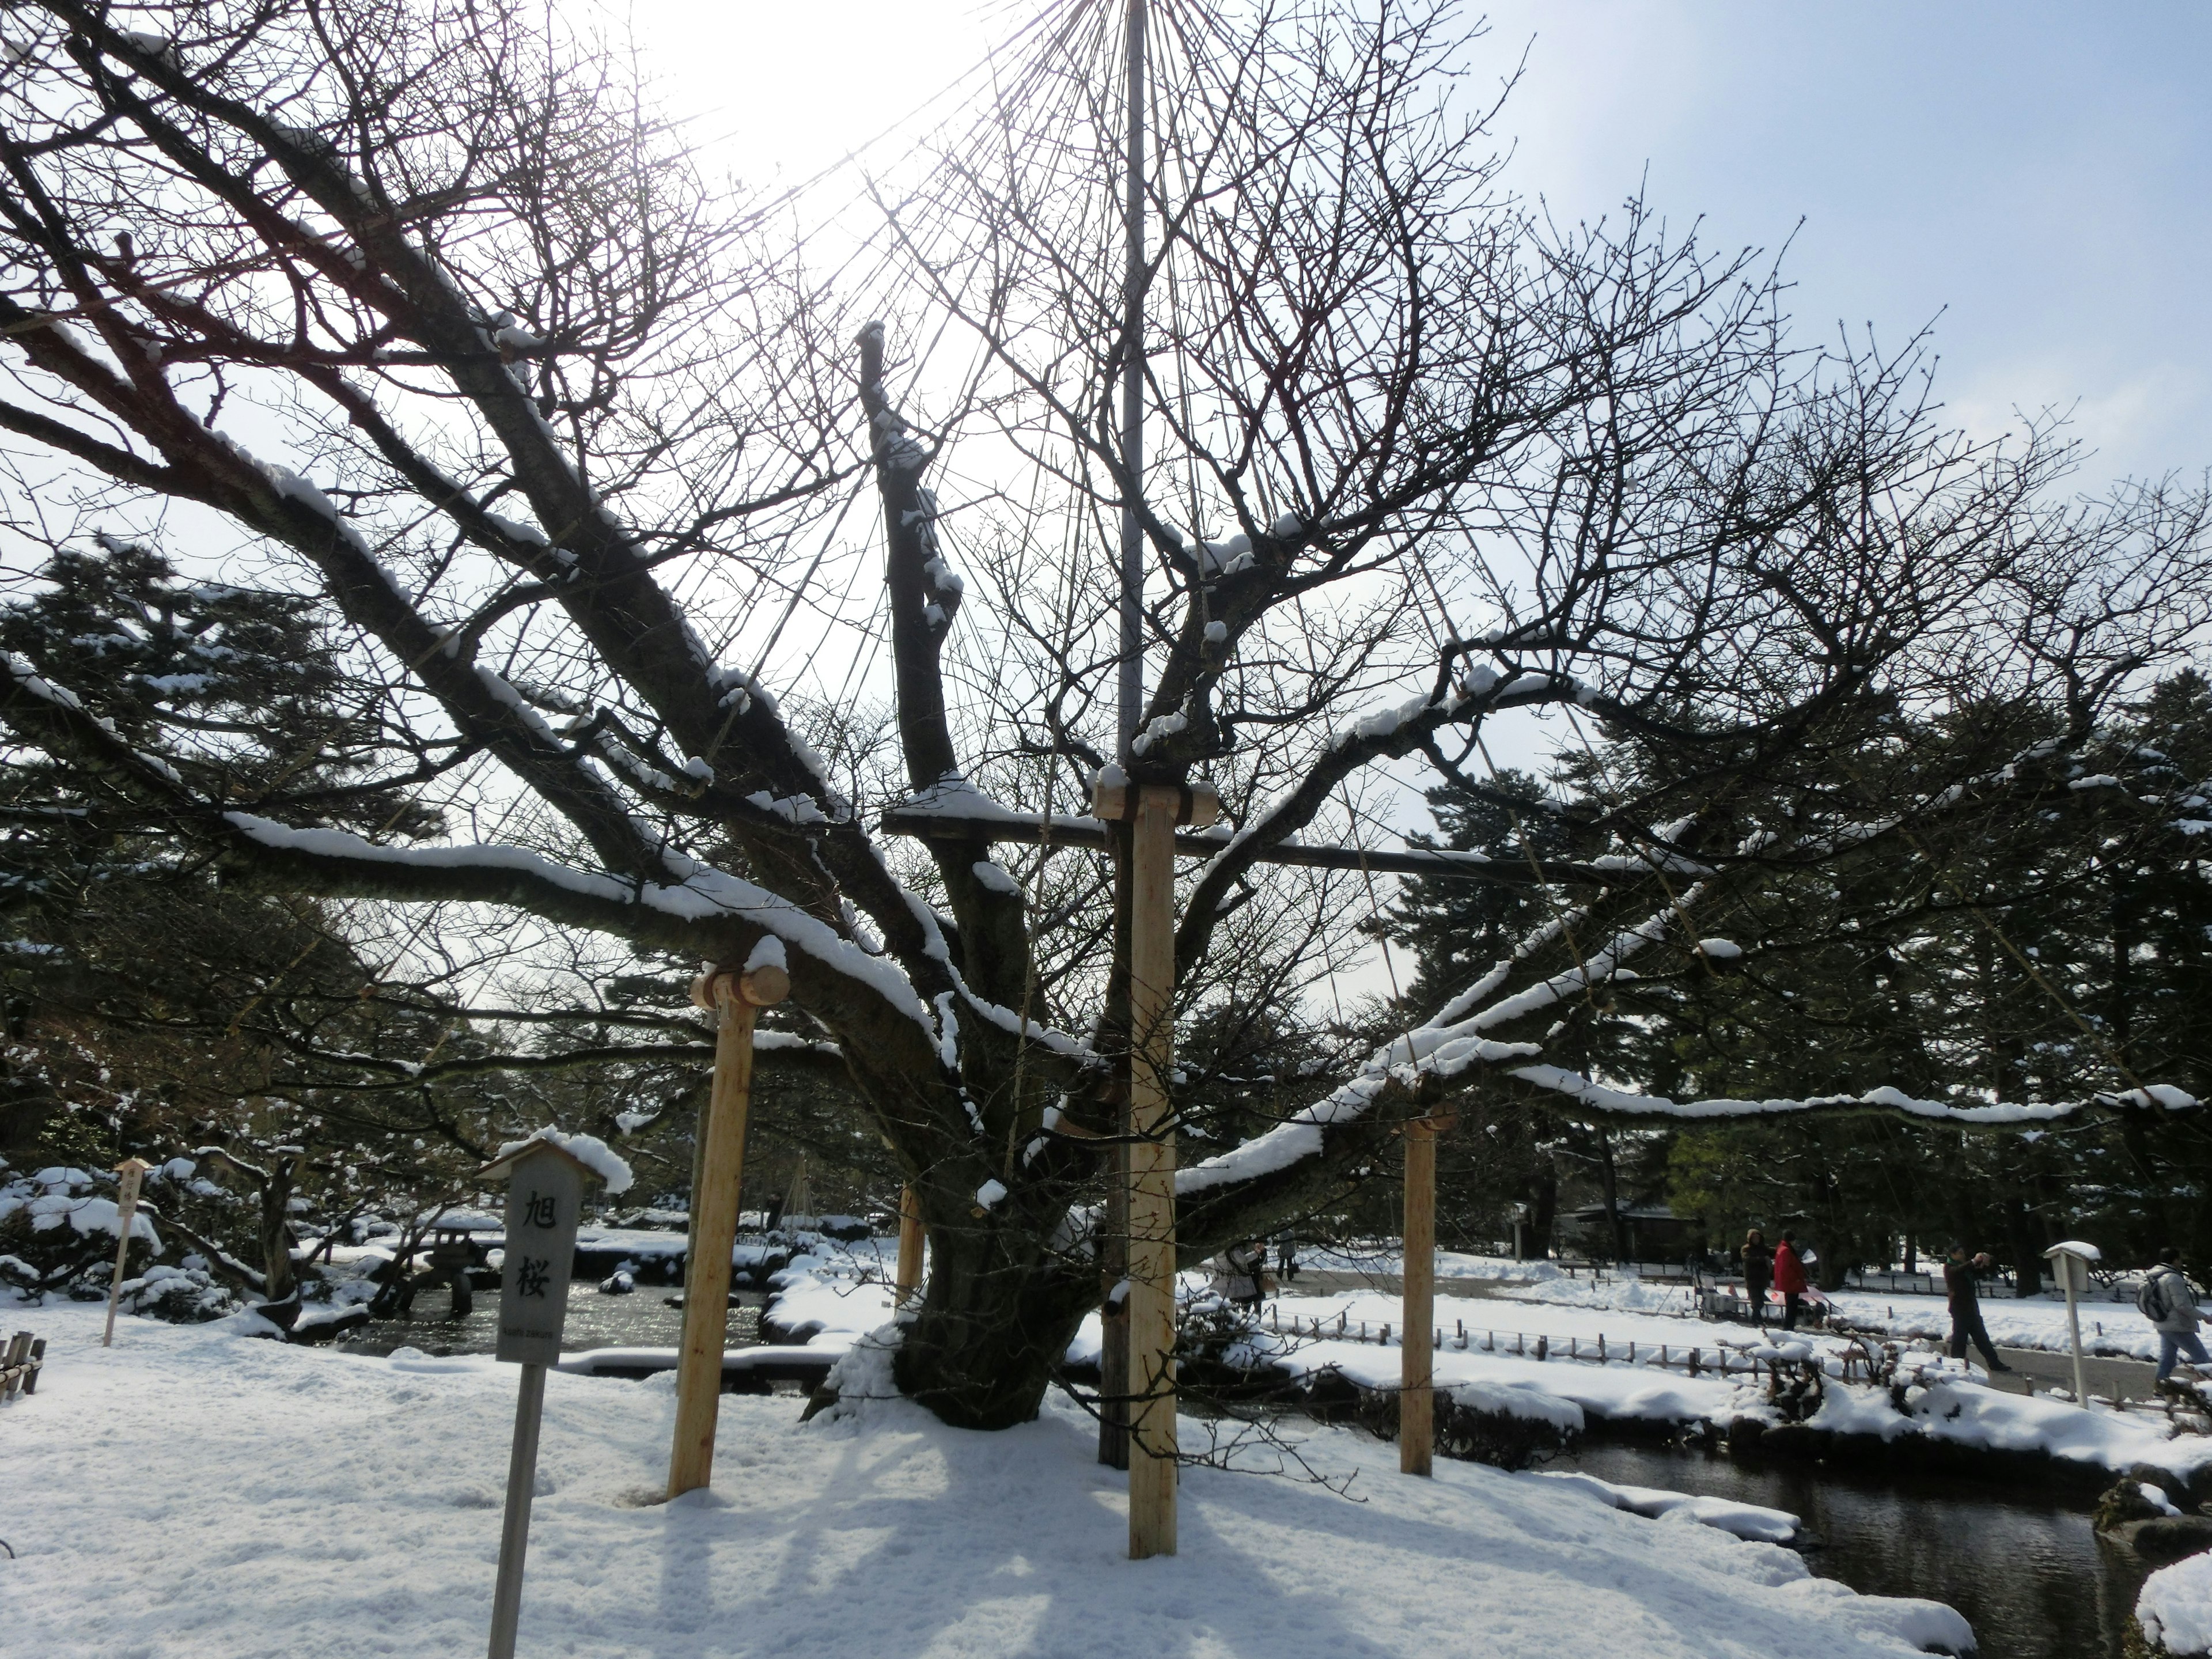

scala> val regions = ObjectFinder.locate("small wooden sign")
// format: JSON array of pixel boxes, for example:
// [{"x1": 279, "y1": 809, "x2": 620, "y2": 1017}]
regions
[
  {"x1": 491, "y1": 1146, "x2": 588, "y2": 1366},
  {"x1": 472, "y1": 1135, "x2": 605, "y2": 1659}
]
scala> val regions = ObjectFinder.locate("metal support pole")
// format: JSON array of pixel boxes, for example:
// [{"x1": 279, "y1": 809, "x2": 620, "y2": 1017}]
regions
[
  {"x1": 1104, "y1": 0, "x2": 1150, "y2": 1479},
  {"x1": 1116, "y1": 0, "x2": 1148, "y2": 761},
  {"x1": 487, "y1": 1361, "x2": 547, "y2": 1659}
]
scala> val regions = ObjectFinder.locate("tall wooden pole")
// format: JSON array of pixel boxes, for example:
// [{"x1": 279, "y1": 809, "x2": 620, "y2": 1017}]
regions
[
  {"x1": 668, "y1": 961, "x2": 789, "y2": 1499},
  {"x1": 101, "y1": 1158, "x2": 151, "y2": 1347},
  {"x1": 1400, "y1": 1119, "x2": 1438, "y2": 1476},
  {"x1": 895, "y1": 1184, "x2": 925, "y2": 1305},
  {"x1": 1098, "y1": 777, "x2": 1216, "y2": 1560}
]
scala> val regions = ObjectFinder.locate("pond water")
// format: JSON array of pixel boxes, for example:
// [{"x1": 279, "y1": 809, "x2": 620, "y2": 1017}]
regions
[
  {"x1": 332, "y1": 1283, "x2": 765, "y2": 1359},
  {"x1": 1557, "y1": 1441, "x2": 2150, "y2": 1659}
]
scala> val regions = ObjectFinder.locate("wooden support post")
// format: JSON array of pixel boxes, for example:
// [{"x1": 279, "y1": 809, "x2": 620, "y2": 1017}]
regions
[
  {"x1": 1097, "y1": 775, "x2": 1216, "y2": 1560},
  {"x1": 1401, "y1": 1111, "x2": 1437, "y2": 1470},
  {"x1": 668, "y1": 960, "x2": 789, "y2": 1501},
  {"x1": 895, "y1": 1184, "x2": 925, "y2": 1306},
  {"x1": 486, "y1": 1359, "x2": 547, "y2": 1659},
  {"x1": 101, "y1": 1158, "x2": 151, "y2": 1347}
]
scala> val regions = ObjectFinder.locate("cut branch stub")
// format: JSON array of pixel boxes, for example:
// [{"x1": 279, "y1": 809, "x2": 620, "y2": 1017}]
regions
[{"x1": 688, "y1": 964, "x2": 791, "y2": 1011}]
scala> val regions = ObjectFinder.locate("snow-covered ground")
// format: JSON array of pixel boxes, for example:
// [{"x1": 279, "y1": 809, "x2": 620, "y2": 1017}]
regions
[
  {"x1": 1292, "y1": 1248, "x2": 2166, "y2": 1359},
  {"x1": 1238, "y1": 1277, "x2": 2212, "y2": 1482},
  {"x1": 2142, "y1": 1550, "x2": 2212, "y2": 1654},
  {"x1": 2, "y1": 1298, "x2": 1977, "y2": 1658}
]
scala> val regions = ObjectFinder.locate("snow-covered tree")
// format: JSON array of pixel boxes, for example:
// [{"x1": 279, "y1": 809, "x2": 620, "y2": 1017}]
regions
[{"x1": 0, "y1": 0, "x2": 2205, "y2": 1426}]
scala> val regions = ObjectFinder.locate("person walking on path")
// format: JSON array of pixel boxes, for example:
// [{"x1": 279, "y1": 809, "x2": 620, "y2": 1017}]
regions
[
  {"x1": 1774, "y1": 1232, "x2": 1810, "y2": 1331},
  {"x1": 1213, "y1": 1240, "x2": 1266, "y2": 1310},
  {"x1": 2141, "y1": 1246, "x2": 2211, "y2": 1386},
  {"x1": 1741, "y1": 1229, "x2": 1772, "y2": 1327},
  {"x1": 1945, "y1": 1244, "x2": 2013, "y2": 1375},
  {"x1": 1274, "y1": 1235, "x2": 1300, "y2": 1286}
]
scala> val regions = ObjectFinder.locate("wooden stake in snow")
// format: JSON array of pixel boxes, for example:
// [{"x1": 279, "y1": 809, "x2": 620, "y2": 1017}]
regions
[
  {"x1": 668, "y1": 961, "x2": 790, "y2": 1499},
  {"x1": 896, "y1": 1184, "x2": 925, "y2": 1306},
  {"x1": 2044, "y1": 1240, "x2": 2100, "y2": 1407},
  {"x1": 100, "y1": 1157, "x2": 151, "y2": 1347},
  {"x1": 1096, "y1": 774, "x2": 1218, "y2": 1560},
  {"x1": 1400, "y1": 1116, "x2": 1441, "y2": 1475},
  {"x1": 472, "y1": 1135, "x2": 603, "y2": 1659}
]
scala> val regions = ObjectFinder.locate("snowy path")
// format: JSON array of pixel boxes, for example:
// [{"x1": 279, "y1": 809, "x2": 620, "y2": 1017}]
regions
[{"x1": 0, "y1": 1300, "x2": 1977, "y2": 1659}]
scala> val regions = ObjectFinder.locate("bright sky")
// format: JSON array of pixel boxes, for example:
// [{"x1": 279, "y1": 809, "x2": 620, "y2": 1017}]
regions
[
  {"x1": 622, "y1": 0, "x2": 2211, "y2": 488},
  {"x1": 608, "y1": 0, "x2": 2212, "y2": 1001}
]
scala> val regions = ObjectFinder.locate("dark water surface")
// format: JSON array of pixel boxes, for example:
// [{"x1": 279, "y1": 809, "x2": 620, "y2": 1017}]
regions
[
  {"x1": 332, "y1": 1283, "x2": 765, "y2": 1358},
  {"x1": 1559, "y1": 1441, "x2": 2149, "y2": 1659}
]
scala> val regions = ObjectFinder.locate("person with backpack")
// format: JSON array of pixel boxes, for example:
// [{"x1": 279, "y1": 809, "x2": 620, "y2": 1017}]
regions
[
  {"x1": 2141, "y1": 1247, "x2": 2211, "y2": 1385},
  {"x1": 1944, "y1": 1243, "x2": 2012, "y2": 1376},
  {"x1": 1773, "y1": 1231, "x2": 1810, "y2": 1331},
  {"x1": 1741, "y1": 1228, "x2": 1772, "y2": 1326}
]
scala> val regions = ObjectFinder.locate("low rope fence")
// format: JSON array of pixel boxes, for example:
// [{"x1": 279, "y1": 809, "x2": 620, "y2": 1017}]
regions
[{"x1": 1258, "y1": 1304, "x2": 1821, "y2": 1381}]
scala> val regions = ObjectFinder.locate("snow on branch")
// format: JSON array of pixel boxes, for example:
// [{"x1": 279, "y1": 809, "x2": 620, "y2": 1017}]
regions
[
  {"x1": 218, "y1": 814, "x2": 942, "y2": 1042},
  {"x1": 1499, "y1": 1067, "x2": 2198, "y2": 1124}
]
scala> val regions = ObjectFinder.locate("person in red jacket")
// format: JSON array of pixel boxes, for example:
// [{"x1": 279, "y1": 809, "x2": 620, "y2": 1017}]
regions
[{"x1": 1773, "y1": 1232, "x2": 1809, "y2": 1330}]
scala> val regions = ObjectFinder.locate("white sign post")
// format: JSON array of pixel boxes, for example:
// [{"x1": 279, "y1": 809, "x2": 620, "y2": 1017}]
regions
[
  {"x1": 2044, "y1": 1240, "x2": 2102, "y2": 1406},
  {"x1": 101, "y1": 1157, "x2": 152, "y2": 1348},
  {"x1": 475, "y1": 1138, "x2": 601, "y2": 1659}
]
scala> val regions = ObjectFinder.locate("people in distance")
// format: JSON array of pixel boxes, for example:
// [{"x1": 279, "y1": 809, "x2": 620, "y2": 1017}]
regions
[
  {"x1": 1944, "y1": 1242, "x2": 2013, "y2": 1377},
  {"x1": 1741, "y1": 1227, "x2": 1772, "y2": 1327},
  {"x1": 2141, "y1": 1245, "x2": 2210, "y2": 1389},
  {"x1": 1774, "y1": 1230, "x2": 1810, "y2": 1332}
]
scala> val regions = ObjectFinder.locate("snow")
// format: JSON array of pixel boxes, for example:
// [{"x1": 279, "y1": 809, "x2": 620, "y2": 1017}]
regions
[
  {"x1": 743, "y1": 935, "x2": 787, "y2": 974},
  {"x1": 2142, "y1": 1552, "x2": 2212, "y2": 1654},
  {"x1": 1253, "y1": 1270, "x2": 2212, "y2": 1481},
  {"x1": 1695, "y1": 938, "x2": 1743, "y2": 960},
  {"x1": 484, "y1": 510, "x2": 550, "y2": 547},
  {"x1": 1529, "y1": 1471, "x2": 1802, "y2": 1545},
  {"x1": 2, "y1": 1298, "x2": 1978, "y2": 1659},
  {"x1": 490, "y1": 1127, "x2": 634, "y2": 1195},
  {"x1": 970, "y1": 858, "x2": 1022, "y2": 896},
  {"x1": 974, "y1": 1178, "x2": 1009, "y2": 1210},
  {"x1": 0, "y1": 1166, "x2": 160, "y2": 1245},
  {"x1": 220, "y1": 814, "x2": 941, "y2": 1041}
]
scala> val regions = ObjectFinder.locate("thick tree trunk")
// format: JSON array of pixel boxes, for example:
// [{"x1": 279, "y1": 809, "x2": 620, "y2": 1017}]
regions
[
  {"x1": 2006, "y1": 1199, "x2": 2043, "y2": 1298},
  {"x1": 1530, "y1": 1164, "x2": 1558, "y2": 1259},
  {"x1": 892, "y1": 1217, "x2": 1092, "y2": 1430},
  {"x1": 1595, "y1": 1127, "x2": 1626, "y2": 1261},
  {"x1": 259, "y1": 1157, "x2": 299, "y2": 1305}
]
